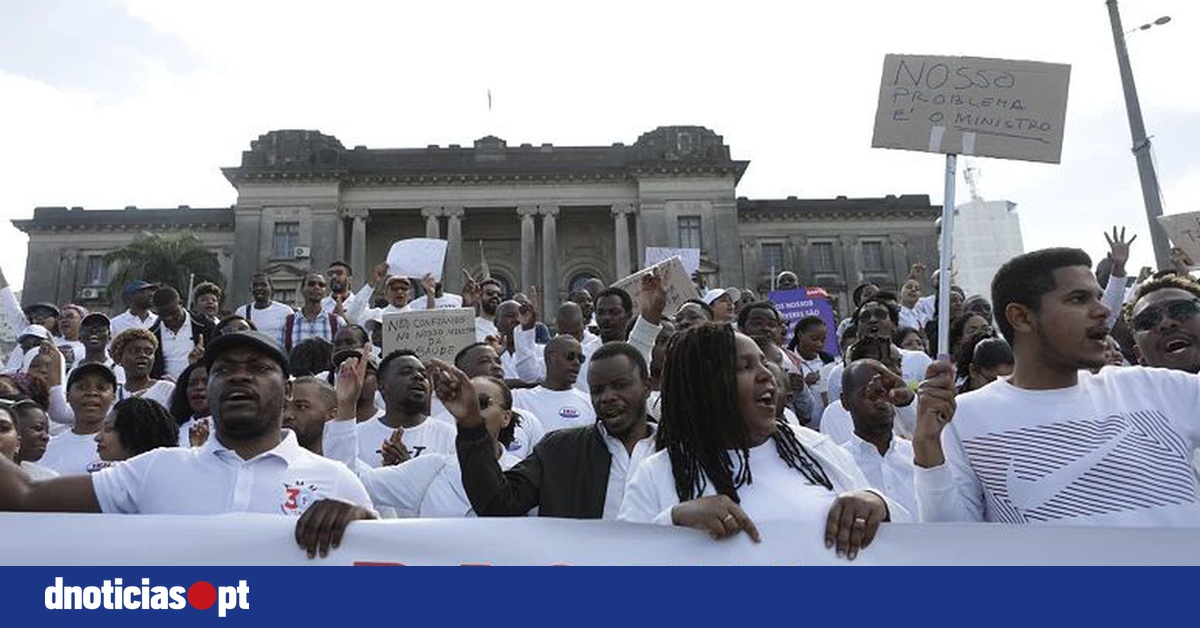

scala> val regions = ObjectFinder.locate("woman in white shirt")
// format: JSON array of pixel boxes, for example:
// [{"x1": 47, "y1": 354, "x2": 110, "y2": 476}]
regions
[
  {"x1": 110, "y1": 329, "x2": 175, "y2": 409},
  {"x1": 168, "y1": 362, "x2": 211, "y2": 447},
  {"x1": 619, "y1": 324, "x2": 904, "y2": 560}
]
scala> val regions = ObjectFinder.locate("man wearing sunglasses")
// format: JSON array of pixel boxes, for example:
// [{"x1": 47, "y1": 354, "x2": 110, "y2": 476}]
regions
[
  {"x1": 1125, "y1": 275, "x2": 1200, "y2": 374},
  {"x1": 914, "y1": 247, "x2": 1200, "y2": 526},
  {"x1": 512, "y1": 336, "x2": 595, "y2": 435},
  {"x1": 281, "y1": 272, "x2": 345, "y2": 353}
]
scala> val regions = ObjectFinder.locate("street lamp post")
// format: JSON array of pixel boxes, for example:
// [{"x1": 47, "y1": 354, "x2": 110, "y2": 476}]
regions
[{"x1": 1105, "y1": 0, "x2": 1171, "y2": 271}]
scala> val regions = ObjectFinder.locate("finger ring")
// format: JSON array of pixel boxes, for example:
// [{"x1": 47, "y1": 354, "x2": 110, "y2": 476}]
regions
[
  {"x1": 722, "y1": 514, "x2": 735, "y2": 524},
  {"x1": 853, "y1": 516, "x2": 867, "y2": 525}
]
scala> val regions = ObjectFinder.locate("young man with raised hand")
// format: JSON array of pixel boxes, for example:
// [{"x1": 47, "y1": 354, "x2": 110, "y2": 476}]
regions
[
  {"x1": 914, "y1": 248, "x2": 1200, "y2": 526},
  {"x1": 324, "y1": 349, "x2": 455, "y2": 468}
]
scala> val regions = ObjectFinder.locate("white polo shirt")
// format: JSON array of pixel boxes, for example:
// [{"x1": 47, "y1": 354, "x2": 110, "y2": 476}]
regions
[
  {"x1": 512, "y1": 386, "x2": 595, "y2": 435},
  {"x1": 110, "y1": 310, "x2": 158, "y2": 339},
  {"x1": 839, "y1": 433, "x2": 917, "y2": 517},
  {"x1": 92, "y1": 430, "x2": 373, "y2": 516}
]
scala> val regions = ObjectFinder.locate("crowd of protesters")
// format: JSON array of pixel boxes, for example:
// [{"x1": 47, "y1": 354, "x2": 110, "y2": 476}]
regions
[{"x1": 2, "y1": 224, "x2": 1200, "y2": 561}]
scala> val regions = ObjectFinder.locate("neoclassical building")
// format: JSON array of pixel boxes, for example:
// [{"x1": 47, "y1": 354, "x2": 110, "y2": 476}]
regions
[{"x1": 14, "y1": 126, "x2": 940, "y2": 317}]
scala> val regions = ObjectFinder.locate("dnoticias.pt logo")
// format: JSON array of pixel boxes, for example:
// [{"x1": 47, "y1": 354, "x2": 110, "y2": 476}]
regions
[{"x1": 45, "y1": 578, "x2": 249, "y2": 617}]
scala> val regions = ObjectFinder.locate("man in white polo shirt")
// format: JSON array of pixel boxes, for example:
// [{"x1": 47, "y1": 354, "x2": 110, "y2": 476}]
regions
[
  {"x1": 0, "y1": 331, "x2": 375, "y2": 556},
  {"x1": 512, "y1": 335, "x2": 595, "y2": 435}
]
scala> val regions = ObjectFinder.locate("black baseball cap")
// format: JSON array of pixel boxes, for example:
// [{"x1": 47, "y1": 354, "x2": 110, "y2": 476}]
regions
[
  {"x1": 80, "y1": 312, "x2": 111, "y2": 328},
  {"x1": 203, "y1": 330, "x2": 290, "y2": 376},
  {"x1": 66, "y1": 363, "x2": 118, "y2": 391}
]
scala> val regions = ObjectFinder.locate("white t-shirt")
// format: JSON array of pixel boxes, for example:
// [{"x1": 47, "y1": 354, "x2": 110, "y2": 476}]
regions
[
  {"x1": 475, "y1": 317, "x2": 498, "y2": 343},
  {"x1": 620, "y1": 425, "x2": 908, "y2": 524},
  {"x1": 40, "y1": 430, "x2": 101, "y2": 475},
  {"x1": 512, "y1": 386, "x2": 595, "y2": 435},
  {"x1": 117, "y1": 380, "x2": 175, "y2": 410},
  {"x1": 916, "y1": 366, "x2": 1200, "y2": 526},
  {"x1": 158, "y1": 312, "x2": 196, "y2": 381},
  {"x1": 20, "y1": 460, "x2": 60, "y2": 481},
  {"x1": 92, "y1": 430, "x2": 373, "y2": 515},
  {"x1": 354, "y1": 415, "x2": 456, "y2": 468},
  {"x1": 237, "y1": 301, "x2": 294, "y2": 344},
  {"x1": 406, "y1": 294, "x2": 464, "y2": 310}
]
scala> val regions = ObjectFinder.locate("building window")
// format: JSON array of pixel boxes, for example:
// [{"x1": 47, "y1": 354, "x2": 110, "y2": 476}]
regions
[
  {"x1": 678, "y1": 216, "x2": 702, "y2": 250},
  {"x1": 85, "y1": 256, "x2": 108, "y2": 286},
  {"x1": 861, "y1": 240, "x2": 886, "y2": 272},
  {"x1": 272, "y1": 222, "x2": 300, "y2": 259},
  {"x1": 761, "y1": 243, "x2": 784, "y2": 275},
  {"x1": 810, "y1": 242, "x2": 836, "y2": 273}
]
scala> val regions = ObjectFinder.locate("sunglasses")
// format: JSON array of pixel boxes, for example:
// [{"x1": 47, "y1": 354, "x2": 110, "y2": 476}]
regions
[
  {"x1": 1131, "y1": 299, "x2": 1200, "y2": 332},
  {"x1": 478, "y1": 394, "x2": 496, "y2": 411}
]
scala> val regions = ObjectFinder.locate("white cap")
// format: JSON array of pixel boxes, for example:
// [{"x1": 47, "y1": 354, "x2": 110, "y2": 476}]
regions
[
  {"x1": 702, "y1": 287, "x2": 741, "y2": 306},
  {"x1": 18, "y1": 324, "x2": 51, "y2": 341}
]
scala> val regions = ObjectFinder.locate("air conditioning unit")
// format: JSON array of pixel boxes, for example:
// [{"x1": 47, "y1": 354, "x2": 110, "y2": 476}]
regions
[
  {"x1": 293, "y1": 246, "x2": 311, "y2": 259},
  {"x1": 79, "y1": 287, "x2": 104, "y2": 300}
]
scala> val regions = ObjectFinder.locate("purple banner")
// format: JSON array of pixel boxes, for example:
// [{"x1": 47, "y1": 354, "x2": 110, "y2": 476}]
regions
[{"x1": 768, "y1": 288, "x2": 840, "y2": 356}]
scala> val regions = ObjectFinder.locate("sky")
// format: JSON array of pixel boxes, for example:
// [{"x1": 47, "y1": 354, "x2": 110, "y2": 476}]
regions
[{"x1": 2, "y1": 0, "x2": 1197, "y2": 292}]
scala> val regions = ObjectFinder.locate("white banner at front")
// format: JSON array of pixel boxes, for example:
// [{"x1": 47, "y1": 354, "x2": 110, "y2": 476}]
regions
[{"x1": 1, "y1": 514, "x2": 1198, "y2": 566}]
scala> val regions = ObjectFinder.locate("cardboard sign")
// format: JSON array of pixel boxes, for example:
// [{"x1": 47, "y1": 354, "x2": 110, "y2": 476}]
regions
[
  {"x1": 1157, "y1": 212, "x2": 1200, "y2": 269},
  {"x1": 871, "y1": 54, "x2": 1071, "y2": 163},
  {"x1": 644, "y1": 247, "x2": 701, "y2": 276},
  {"x1": 611, "y1": 256, "x2": 699, "y2": 317},
  {"x1": 769, "y1": 288, "x2": 840, "y2": 356},
  {"x1": 381, "y1": 307, "x2": 475, "y2": 362},
  {"x1": 386, "y1": 238, "x2": 448, "y2": 282}
]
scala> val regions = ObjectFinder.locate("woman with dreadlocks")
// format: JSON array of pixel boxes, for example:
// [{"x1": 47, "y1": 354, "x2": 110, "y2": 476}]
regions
[{"x1": 619, "y1": 323, "x2": 907, "y2": 560}]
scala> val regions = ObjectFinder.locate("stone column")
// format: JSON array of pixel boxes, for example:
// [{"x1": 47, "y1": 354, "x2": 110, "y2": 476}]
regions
[
  {"x1": 889, "y1": 234, "x2": 909, "y2": 288},
  {"x1": 518, "y1": 205, "x2": 538, "y2": 291},
  {"x1": 445, "y1": 206, "x2": 464, "y2": 292},
  {"x1": 540, "y1": 205, "x2": 560, "y2": 318},
  {"x1": 633, "y1": 203, "x2": 645, "y2": 272},
  {"x1": 612, "y1": 203, "x2": 634, "y2": 279},
  {"x1": 422, "y1": 206, "x2": 443, "y2": 240},
  {"x1": 344, "y1": 207, "x2": 370, "y2": 289},
  {"x1": 839, "y1": 234, "x2": 861, "y2": 288}
]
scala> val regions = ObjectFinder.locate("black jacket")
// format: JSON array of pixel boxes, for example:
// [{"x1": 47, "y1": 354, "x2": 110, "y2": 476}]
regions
[
  {"x1": 457, "y1": 423, "x2": 613, "y2": 519},
  {"x1": 149, "y1": 316, "x2": 216, "y2": 380}
]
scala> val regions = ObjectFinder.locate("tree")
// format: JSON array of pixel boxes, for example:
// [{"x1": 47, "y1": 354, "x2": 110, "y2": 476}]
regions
[{"x1": 103, "y1": 232, "x2": 223, "y2": 303}]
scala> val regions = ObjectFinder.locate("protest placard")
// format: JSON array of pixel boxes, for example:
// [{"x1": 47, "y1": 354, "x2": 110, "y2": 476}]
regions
[
  {"x1": 386, "y1": 238, "x2": 448, "y2": 282},
  {"x1": 644, "y1": 247, "x2": 700, "y2": 276},
  {"x1": 611, "y1": 256, "x2": 699, "y2": 316},
  {"x1": 1157, "y1": 211, "x2": 1200, "y2": 269},
  {"x1": 769, "y1": 287, "x2": 840, "y2": 356},
  {"x1": 871, "y1": 54, "x2": 1071, "y2": 163},
  {"x1": 381, "y1": 308, "x2": 475, "y2": 362}
]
